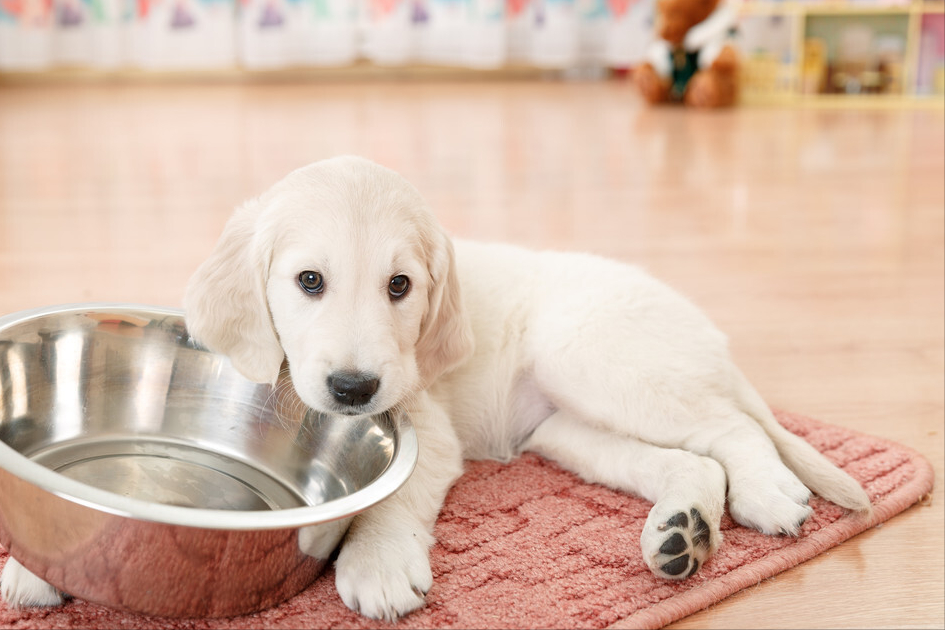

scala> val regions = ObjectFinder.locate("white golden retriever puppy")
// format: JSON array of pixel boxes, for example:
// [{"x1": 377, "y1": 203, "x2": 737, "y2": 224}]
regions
[{"x1": 1, "y1": 156, "x2": 871, "y2": 620}]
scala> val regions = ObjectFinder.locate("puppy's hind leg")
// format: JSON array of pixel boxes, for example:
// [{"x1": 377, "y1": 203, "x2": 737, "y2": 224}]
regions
[
  {"x1": 0, "y1": 558, "x2": 65, "y2": 609},
  {"x1": 665, "y1": 397, "x2": 818, "y2": 537},
  {"x1": 523, "y1": 410, "x2": 727, "y2": 579},
  {"x1": 530, "y1": 324, "x2": 816, "y2": 537}
]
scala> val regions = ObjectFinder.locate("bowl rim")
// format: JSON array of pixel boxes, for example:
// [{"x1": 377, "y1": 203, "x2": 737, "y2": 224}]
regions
[{"x1": 0, "y1": 302, "x2": 419, "y2": 531}]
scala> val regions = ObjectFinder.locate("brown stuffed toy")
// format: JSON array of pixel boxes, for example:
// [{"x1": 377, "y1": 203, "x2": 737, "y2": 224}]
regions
[{"x1": 634, "y1": 0, "x2": 739, "y2": 108}]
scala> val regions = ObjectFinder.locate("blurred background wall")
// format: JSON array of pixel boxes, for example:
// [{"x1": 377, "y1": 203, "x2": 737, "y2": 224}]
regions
[
  {"x1": 1, "y1": 0, "x2": 943, "y2": 103},
  {"x1": 0, "y1": 0, "x2": 656, "y2": 71}
]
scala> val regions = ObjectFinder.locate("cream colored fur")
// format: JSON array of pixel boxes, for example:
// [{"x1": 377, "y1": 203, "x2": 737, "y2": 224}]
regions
[{"x1": 1, "y1": 156, "x2": 872, "y2": 620}]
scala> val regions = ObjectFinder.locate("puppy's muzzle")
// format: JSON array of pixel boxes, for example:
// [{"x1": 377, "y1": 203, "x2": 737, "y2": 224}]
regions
[{"x1": 327, "y1": 371, "x2": 380, "y2": 407}]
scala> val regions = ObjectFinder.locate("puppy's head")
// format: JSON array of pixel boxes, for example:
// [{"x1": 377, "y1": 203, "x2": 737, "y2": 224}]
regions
[{"x1": 184, "y1": 156, "x2": 473, "y2": 416}]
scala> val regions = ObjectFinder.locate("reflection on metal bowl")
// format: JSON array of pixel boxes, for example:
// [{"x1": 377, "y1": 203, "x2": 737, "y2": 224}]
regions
[{"x1": 0, "y1": 303, "x2": 417, "y2": 618}]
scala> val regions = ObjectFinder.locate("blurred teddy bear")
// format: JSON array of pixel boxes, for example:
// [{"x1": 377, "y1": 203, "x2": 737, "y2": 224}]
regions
[{"x1": 634, "y1": 0, "x2": 740, "y2": 108}]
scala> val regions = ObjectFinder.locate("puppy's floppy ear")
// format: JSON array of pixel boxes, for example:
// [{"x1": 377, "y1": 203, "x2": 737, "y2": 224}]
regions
[
  {"x1": 415, "y1": 229, "x2": 474, "y2": 386},
  {"x1": 183, "y1": 197, "x2": 284, "y2": 384}
]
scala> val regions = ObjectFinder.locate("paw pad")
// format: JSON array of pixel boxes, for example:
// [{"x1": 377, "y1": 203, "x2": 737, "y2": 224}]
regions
[{"x1": 654, "y1": 508, "x2": 712, "y2": 579}]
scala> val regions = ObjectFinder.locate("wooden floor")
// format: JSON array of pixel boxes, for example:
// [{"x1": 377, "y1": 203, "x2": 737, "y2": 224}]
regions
[{"x1": 0, "y1": 79, "x2": 942, "y2": 629}]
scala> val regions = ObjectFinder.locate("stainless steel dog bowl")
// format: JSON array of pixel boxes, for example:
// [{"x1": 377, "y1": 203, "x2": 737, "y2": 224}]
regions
[{"x1": 0, "y1": 303, "x2": 418, "y2": 618}]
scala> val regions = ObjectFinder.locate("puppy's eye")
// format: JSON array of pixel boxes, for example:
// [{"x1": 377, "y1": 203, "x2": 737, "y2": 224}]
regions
[
  {"x1": 298, "y1": 271, "x2": 325, "y2": 294},
  {"x1": 388, "y1": 275, "x2": 410, "y2": 299}
]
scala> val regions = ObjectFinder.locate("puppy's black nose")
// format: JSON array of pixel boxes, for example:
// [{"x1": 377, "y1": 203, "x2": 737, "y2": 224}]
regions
[{"x1": 327, "y1": 371, "x2": 380, "y2": 407}]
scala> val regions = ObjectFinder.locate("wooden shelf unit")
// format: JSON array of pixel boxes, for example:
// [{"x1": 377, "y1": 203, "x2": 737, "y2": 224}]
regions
[{"x1": 736, "y1": 0, "x2": 945, "y2": 105}]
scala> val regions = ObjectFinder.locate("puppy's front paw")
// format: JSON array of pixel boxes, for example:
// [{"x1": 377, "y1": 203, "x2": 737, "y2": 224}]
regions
[
  {"x1": 335, "y1": 528, "x2": 434, "y2": 622},
  {"x1": 641, "y1": 505, "x2": 720, "y2": 580},
  {"x1": 1, "y1": 558, "x2": 65, "y2": 609}
]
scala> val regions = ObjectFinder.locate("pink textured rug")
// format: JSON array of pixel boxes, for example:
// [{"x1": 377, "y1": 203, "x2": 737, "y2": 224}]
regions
[{"x1": 0, "y1": 411, "x2": 934, "y2": 630}]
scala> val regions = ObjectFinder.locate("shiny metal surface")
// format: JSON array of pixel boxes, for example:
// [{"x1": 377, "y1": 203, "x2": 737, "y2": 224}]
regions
[{"x1": 0, "y1": 303, "x2": 418, "y2": 618}]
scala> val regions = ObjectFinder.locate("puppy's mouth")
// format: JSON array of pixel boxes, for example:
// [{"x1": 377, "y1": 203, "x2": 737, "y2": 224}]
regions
[
  {"x1": 322, "y1": 391, "x2": 405, "y2": 419},
  {"x1": 288, "y1": 388, "x2": 387, "y2": 419},
  {"x1": 295, "y1": 393, "x2": 384, "y2": 418},
  {"x1": 331, "y1": 403, "x2": 381, "y2": 417}
]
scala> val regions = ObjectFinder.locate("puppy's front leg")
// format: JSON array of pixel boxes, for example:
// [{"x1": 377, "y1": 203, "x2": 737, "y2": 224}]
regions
[
  {"x1": 334, "y1": 393, "x2": 463, "y2": 622},
  {"x1": 0, "y1": 558, "x2": 65, "y2": 608}
]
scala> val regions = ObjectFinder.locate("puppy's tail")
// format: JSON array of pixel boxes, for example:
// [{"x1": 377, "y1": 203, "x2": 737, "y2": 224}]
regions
[{"x1": 733, "y1": 368, "x2": 873, "y2": 517}]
